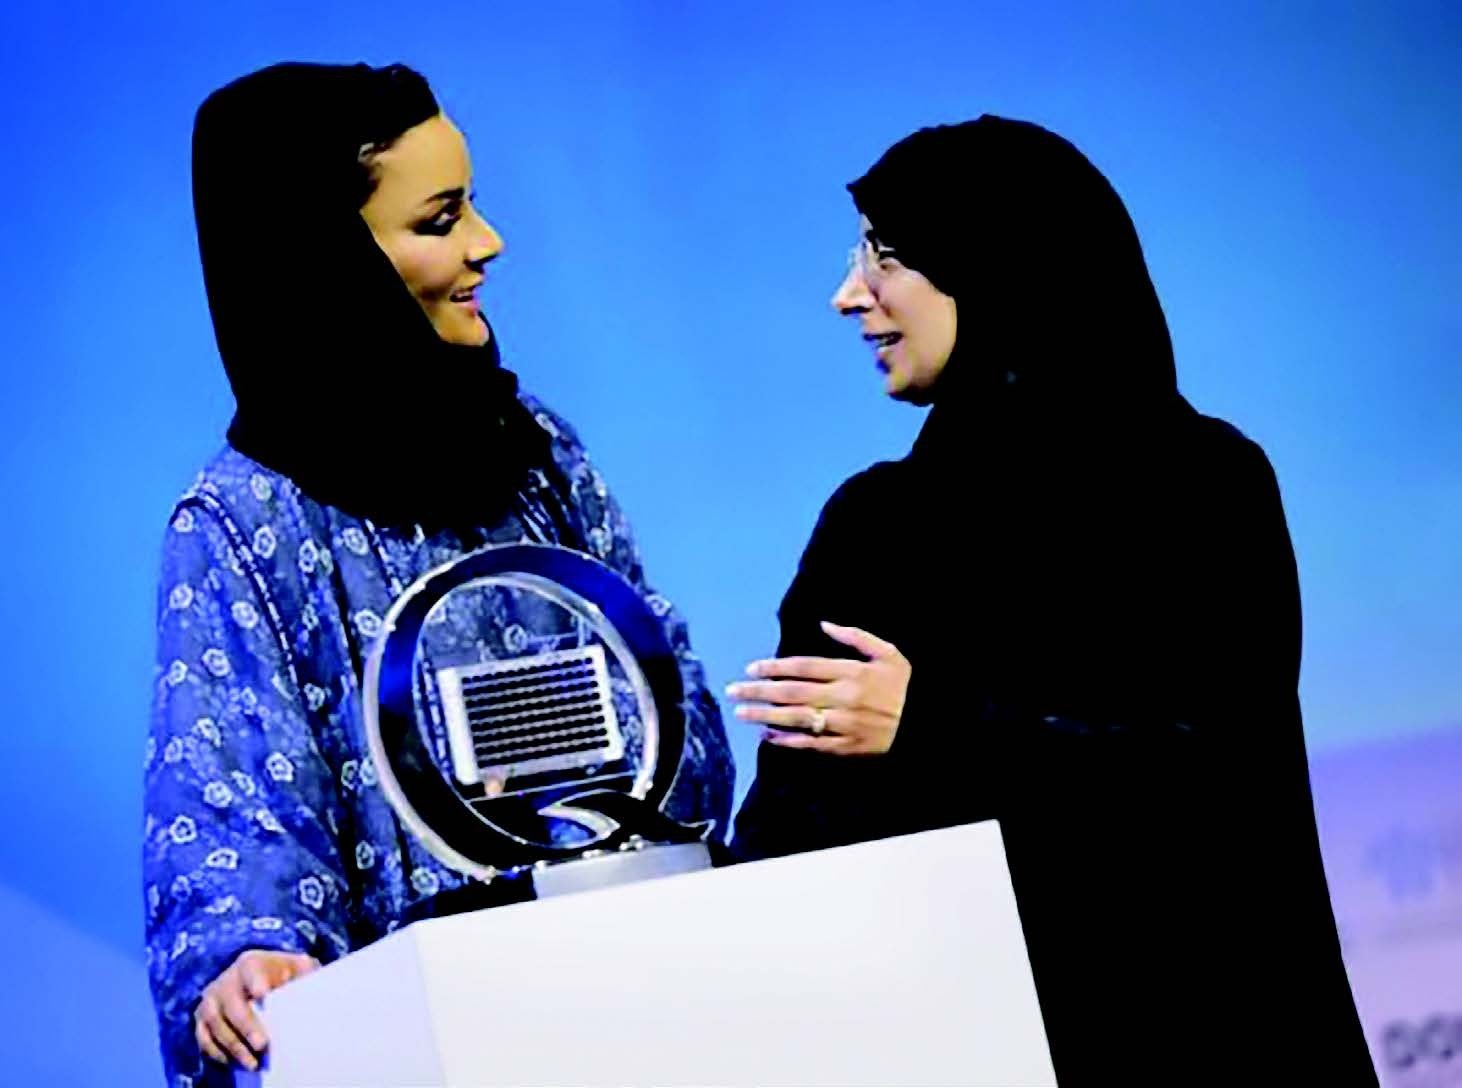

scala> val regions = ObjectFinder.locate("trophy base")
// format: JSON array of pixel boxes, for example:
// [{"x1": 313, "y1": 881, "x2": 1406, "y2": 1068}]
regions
[
  {"x1": 400, "y1": 841, "x2": 722, "y2": 927},
  {"x1": 531, "y1": 841, "x2": 712, "y2": 898}
]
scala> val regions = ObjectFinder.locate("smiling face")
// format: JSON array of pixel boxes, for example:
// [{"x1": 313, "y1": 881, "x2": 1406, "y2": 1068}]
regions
[
  {"x1": 831, "y1": 214, "x2": 957, "y2": 404},
  {"x1": 359, "y1": 114, "x2": 502, "y2": 346}
]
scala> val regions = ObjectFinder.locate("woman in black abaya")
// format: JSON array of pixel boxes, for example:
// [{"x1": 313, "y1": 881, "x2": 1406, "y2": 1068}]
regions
[{"x1": 729, "y1": 117, "x2": 1373, "y2": 1083}]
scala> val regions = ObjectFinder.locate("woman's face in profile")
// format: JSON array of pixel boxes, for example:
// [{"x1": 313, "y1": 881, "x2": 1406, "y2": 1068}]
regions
[
  {"x1": 361, "y1": 114, "x2": 501, "y2": 347},
  {"x1": 831, "y1": 215, "x2": 957, "y2": 404}
]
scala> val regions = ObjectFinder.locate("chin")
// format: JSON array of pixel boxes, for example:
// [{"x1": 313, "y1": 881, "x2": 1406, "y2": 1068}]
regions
[
  {"x1": 883, "y1": 377, "x2": 914, "y2": 404},
  {"x1": 438, "y1": 318, "x2": 488, "y2": 347},
  {"x1": 889, "y1": 378, "x2": 936, "y2": 407}
]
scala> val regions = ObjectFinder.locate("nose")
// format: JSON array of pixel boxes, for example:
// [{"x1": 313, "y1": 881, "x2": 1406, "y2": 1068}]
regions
[
  {"x1": 465, "y1": 206, "x2": 504, "y2": 267},
  {"x1": 831, "y1": 265, "x2": 873, "y2": 315}
]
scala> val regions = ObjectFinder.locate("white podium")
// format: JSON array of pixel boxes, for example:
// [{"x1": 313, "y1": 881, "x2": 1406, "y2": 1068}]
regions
[{"x1": 255, "y1": 820, "x2": 1055, "y2": 1086}]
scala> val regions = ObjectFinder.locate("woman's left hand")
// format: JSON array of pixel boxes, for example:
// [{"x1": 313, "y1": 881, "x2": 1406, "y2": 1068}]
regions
[{"x1": 726, "y1": 622, "x2": 911, "y2": 755}]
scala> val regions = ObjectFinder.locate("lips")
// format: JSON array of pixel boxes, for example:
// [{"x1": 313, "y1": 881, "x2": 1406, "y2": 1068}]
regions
[
  {"x1": 863, "y1": 330, "x2": 903, "y2": 349},
  {"x1": 449, "y1": 280, "x2": 482, "y2": 304}
]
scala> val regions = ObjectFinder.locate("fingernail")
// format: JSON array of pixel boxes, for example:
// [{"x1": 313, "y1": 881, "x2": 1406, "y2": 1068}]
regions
[
  {"x1": 820, "y1": 620, "x2": 837, "y2": 631},
  {"x1": 746, "y1": 662, "x2": 766, "y2": 677},
  {"x1": 250, "y1": 1033, "x2": 266, "y2": 1050},
  {"x1": 735, "y1": 707, "x2": 752, "y2": 719},
  {"x1": 724, "y1": 683, "x2": 743, "y2": 697}
]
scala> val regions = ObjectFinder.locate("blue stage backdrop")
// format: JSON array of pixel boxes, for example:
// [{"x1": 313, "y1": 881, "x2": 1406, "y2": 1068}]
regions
[{"x1": 0, "y1": 3, "x2": 1456, "y2": 1083}]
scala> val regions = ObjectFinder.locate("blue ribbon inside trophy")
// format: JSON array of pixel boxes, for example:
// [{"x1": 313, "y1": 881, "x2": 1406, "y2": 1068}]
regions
[{"x1": 363, "y1": 543, "x2": 714, "y2": 913}]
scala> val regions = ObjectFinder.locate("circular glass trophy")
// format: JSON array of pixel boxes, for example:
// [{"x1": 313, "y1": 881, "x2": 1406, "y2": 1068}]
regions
[{"x1": 363, "y1": 544, "x2": 711, "y2": 901}]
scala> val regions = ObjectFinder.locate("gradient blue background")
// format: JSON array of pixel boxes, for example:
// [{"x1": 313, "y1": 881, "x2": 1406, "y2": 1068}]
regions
[{"x1": 0, "y1": 2, "x2": 1456, "y2": 1083}]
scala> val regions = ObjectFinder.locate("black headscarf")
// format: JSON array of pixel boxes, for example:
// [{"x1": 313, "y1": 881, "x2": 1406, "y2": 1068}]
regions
[
  {"x1": 848, "y1": 116, "x2": 1180, "y2": 459},
  {"x1": 192, "y1": 62, "x2": 551, "y2": 528},
  {"x1": 841, "y1": 117, "x2": 1195, "y2": 719}
]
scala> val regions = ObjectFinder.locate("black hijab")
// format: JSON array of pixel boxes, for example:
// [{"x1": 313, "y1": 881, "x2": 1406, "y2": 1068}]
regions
[
  {"x1": 839, "y1": 118, "x2": 1200, "y2": 718},
  {"x1": 192, "y1": 62, "x2": 551, "y2": 528},
  {"x1": 848, "y1": 116, "x2": 1181, "y2": 461}
]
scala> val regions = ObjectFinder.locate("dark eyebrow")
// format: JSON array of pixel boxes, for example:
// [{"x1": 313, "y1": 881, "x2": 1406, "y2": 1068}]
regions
[
  {"x1": 863, "y1": 228, "x2": 892, "y2": 252},
  {"x1": 421, "y1": 187, "x2": 466, "y2": 208}
]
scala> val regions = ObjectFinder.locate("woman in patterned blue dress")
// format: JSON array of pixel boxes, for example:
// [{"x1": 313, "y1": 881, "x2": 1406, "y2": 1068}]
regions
[{"x1": 143, "y1": 62, "x2": 733, "y2": 1087}]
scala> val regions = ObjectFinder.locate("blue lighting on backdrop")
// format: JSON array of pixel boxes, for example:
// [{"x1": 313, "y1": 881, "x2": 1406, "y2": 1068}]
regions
[{"x1": 0, "y1": 3, "x2": 1456, "y2": 1083}]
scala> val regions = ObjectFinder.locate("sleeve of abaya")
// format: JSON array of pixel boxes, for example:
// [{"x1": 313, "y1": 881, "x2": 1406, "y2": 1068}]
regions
[
  {"x1": 144, "y1": 507, "x2": 352, "y2": 1086},
  {"x1": 730, "y1": 476, "x2": 900, "y2": 860}
]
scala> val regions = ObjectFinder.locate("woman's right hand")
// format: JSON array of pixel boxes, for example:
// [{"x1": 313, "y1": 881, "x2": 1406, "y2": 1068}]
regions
[{"x1": 195, "y1": 948, "x2": 319, "y2": 1071}]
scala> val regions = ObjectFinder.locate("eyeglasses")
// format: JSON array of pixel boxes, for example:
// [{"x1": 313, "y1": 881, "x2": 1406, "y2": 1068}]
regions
[{"x1": 846, "y1": 236, "x2": 901, "y2": 290}]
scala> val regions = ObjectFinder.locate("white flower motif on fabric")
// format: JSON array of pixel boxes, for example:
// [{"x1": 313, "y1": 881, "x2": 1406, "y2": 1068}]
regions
[
  {"x1": 646, "y1": 594, "x2": 672, "y2": 617},
  {"x1": 168, "y1": 815, "x2": 197, "y2": 845},
  {"x1": 168, "y1": 584, "x2": 194, "y2": 611},
  {"x1": 171, "y1": 932, "x2": 189, "y2": 960},
  {"x1": 251, "y1": 916, "x2": 284, "y2": 932},
  {"x1": 163, "y1": 738, "x2": 184, "y2": 765},
  {"x1": 195, "y1": 717, "x2": 222, "y2": 746},
  {"x1": 230, "y1": 600, "x2": 259, "y2": 630},
  {"x1": 266, "y1": 752, "x2": 295, "y2": 783},
  {"x1": 172, "y1": 508, "x2": 196, "y2": 534},
  {"x1": 203, "y1": 781, "x2": 233, "y2": 808},
  {"x1": 589, "y1": 527, "x2": 612, "y2": 558},
  {"x1": 205, "y1": 848, "x2": 240, "y2": 870},
  {"x1": 256, "y1": 809, "x2": 283, "y2": 834},
  {"x1": 252, "y1": 525, "x2": 277, "y2": 560},
  {"x1": 166, "y1": 660, "x2": 189, "y2": 686},
  {"x1": 205, "y1": 896, "x2": 239, "y2": 916},
  {"x1": 144, "y1": 813, "x2": 157, "y2": 835},
  {"x1": 298, "y1": 539, "x2": 319, "y2": 576},
  {"x1": 410, "y1": 868, "x2": 440, "y2": 897},
  {"x1": 298, "y1": 876, "x2": 325, "y2": 911},
  {"x1": 355, "y1": 841, "x2": 376, "y2": 870},
  {"x1": 354, "y1": 610, "x2": 383, "y2": 640},
  {"x1": 534, "y1": 411, "x2": 561, "y2": 438},
  {"x1": 301, "y1": 602, "x2": 320, "y2": 632},
  {"x1": 303, "y1": 684, "x2": 327, "y2": 712},
  {"x1": 359, "y1": 758, "x2": 378, "y2": 787},
  {"x1": 317, "y1": 547, "x2": 334, "y2": 575},
  {"x1": 296, "y1": 919, "x2": 317, "y2": 944},
  {"x1": 504, "y1": 623, "x2": 528, "y2": 654},
  {"x1": 171, "y1": 875, "x2": 191, "y2": 900},
  {"x1": 147, "y1": 884, "x2": 161, "y2": 913},
  {"x1": 341, "y1": 527, "x2": 369, "y2": 556},
  {"x1": 249, "y1": 474, "x2": 274, "y2": 502},
  {"x1": 591, "y1": 470, "x2": 609, "y2": 499},
  {"x1": 202, "y1": 648, "x2": 231, "y2": 678},
  {"x1": 340, "y1": 760, "x2": 359, "y2": 792},
  {"x1": 230, "y1": 770, "x2": 257, "y2": 796},
  {"x1": 143, "y1": 736, "x2": 156, "y2": 769},
  {"x1": 239, "y1": 687, "x2": 259, "y2": 712}
]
